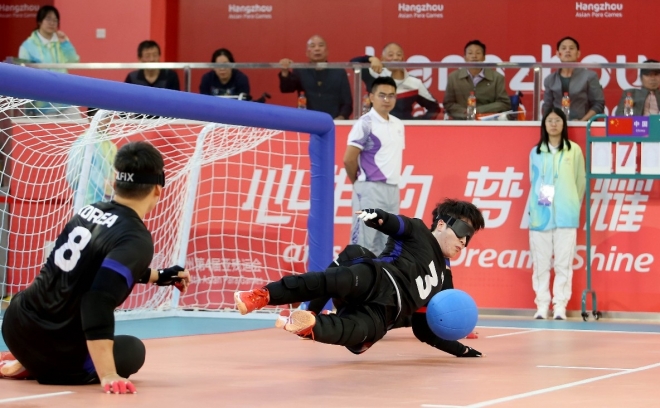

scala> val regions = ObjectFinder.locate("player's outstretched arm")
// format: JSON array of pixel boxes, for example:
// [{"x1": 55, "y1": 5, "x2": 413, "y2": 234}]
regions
[
  {"x1": 410, "y1": 312, "x2": 484, "y2": 357},
  {"x1": 356, "y1": 209, "x2": 413, "y2": 238},
  {"x1": 144, "y1": 265, "x2": 191, "y2": 293}
]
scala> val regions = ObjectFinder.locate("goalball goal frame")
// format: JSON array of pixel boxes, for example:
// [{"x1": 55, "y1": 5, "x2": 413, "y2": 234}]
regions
[{"x1": 0, "y1": 63, "x2": 335, "y2": 314}]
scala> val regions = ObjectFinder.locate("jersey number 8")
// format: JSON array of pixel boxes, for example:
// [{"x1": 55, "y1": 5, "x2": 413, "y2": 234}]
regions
[{"x1": 54, "y1": 226, "x2": 92, "y2": 272}]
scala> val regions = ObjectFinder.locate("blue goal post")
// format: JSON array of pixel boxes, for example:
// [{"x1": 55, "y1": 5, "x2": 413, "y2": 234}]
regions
[{"x1": 0, "y1": 63, "x2": 335, "y2": 274}]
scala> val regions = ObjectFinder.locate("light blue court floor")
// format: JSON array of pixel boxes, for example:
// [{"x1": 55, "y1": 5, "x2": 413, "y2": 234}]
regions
[{"x1": 2, "y1": 315, "x2": 660, "y2": 351}]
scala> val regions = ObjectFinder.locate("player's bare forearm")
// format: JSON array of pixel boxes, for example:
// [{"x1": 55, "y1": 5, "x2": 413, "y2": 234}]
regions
[
  {"x1": 147, "y1": 267, "x2": 191, "y2": 292},
  {"x1": 87, "y1": 339, "x2": 137, "y2": 394},
  {"x1": 87, "y1": 339, "x2": 117, "y2": 379}
]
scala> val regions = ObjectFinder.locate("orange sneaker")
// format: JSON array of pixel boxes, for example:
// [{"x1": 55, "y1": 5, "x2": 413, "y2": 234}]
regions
[
  {"x1": 234, "y1": 288, "x2": 270, "y2": 315},
  {"x1": 275, "y1": 309, "x2": 316, "y2": 338},
  {"x1": 0, "y1": 352, "x2": 29, "y2": 379}
]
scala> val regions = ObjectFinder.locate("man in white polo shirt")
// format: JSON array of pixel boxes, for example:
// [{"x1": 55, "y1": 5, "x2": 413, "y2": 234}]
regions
[{"x1": 344, "y1": 76, "x2": 404, "y2": 255}]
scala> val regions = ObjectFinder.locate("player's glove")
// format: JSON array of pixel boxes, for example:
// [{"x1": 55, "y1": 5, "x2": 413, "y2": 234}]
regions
[
  {"x1": 357, "y1": 208, "x2": 387, "y2": 228},
  {"x1": 457, "y1": 346, "x2": 483, "y2": 357},
  {"x1": 155, "y1": 265, "x2": 185, "y2": 286}
]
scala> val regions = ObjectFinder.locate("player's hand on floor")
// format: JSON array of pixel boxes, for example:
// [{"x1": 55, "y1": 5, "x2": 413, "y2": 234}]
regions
[
  {"x1": 101, "y1": 373, "x2": 137, "y2": 394},
  {"x1": 356, "y1": 208, "x2": 386, "y2": 228},
  {"x1": 458, "y1": 346, "x2": 483, "y2": 357}
]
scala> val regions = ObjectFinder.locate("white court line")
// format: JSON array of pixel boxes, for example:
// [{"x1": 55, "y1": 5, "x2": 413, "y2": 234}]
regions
[
  {"x1": 421, "y1": 361, "x2": 660, "y2": 408},
  {"x1": 537, "y1": 365, "x2": 631, "y2": 371},
  {"x1": 485, "y1": 329, "x2": 543, "y2": 338},
  {"x1": 0, "y1": 391, "x2": 74, "y2": 404}
]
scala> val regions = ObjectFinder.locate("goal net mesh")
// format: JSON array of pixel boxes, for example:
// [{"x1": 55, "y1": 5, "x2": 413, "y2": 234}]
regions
[{"x1": 0, "y1": 100, "x2": 313, "y2": 314}]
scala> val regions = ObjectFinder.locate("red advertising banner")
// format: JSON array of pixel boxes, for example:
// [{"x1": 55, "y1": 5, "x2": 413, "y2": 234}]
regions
[
  {"x1": 331, "y1": 122, "x2": 660, "y2": 313},
  {"x1": 6, "y1": 120, "x2": 660, "y2": 313}
]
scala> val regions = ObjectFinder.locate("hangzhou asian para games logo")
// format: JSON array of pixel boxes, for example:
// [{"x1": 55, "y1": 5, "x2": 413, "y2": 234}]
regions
[
  {"x1": 228, "y1": 4, "x2": 273, "y2": 20},
  {"x1": 398, "y1": 3, "x2": 444, "y2": 19},
  {"x1": 575, "y1": 2, "x2": 624, "y2": 18}
]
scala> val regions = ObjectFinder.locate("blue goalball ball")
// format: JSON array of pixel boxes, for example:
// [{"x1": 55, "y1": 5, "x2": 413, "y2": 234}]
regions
[{"x1": 426, "y1": 289, "x2": 478, "y2": 341}]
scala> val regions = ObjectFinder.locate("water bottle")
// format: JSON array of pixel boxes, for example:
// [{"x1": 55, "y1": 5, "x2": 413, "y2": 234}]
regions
[
  {"x1": 466, "y1": 91, "x2": 477, "y2": 120},
  {"x1": 624, "y1": 92, "x2": 634, "y2": 116},
  {"x1": 362, "y1": 94, "x2": 371, "y2": 115},
  {"x1": 561, "y1": 92, "x2": 570, "y2": 118},
  {"x1": 297, "y1": 92, "x2": 307, "y2": 109}
]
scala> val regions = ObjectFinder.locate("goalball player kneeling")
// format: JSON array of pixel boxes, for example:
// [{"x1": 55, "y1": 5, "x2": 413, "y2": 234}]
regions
[{"x1": 0, "y1": 141, "x2": 190, "y2": 394}]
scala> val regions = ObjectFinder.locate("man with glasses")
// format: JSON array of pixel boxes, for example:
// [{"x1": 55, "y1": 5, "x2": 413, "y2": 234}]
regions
[
  {"x1": 343, "y1": 77, "x2": 404, "y2": 256},
  {"x1": 234, "y1": 199, "x2": 485, "y2": 358}
]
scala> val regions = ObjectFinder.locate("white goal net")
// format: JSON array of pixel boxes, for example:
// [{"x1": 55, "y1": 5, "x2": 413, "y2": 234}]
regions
[{"x1": 0, "y1": 99, "x2": 315, "y2": 315}]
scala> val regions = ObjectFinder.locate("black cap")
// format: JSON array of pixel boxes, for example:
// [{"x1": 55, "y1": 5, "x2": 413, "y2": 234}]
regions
[{"x1": 641, "y1": 59, "x2": 660, "y2": 76}]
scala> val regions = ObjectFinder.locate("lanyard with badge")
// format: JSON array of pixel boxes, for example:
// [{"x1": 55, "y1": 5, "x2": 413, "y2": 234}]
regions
[{"x1": 538, "y1": 149, "x2": 563, "y2": 206}]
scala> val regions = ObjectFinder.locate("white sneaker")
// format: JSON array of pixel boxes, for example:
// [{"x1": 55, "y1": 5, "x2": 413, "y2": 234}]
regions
[
  {"x1": 553, "y1": 307, "x2": 567, "y2": 320},
  {"x1": 533, "y1": 308, "x2": 548, "y2": 319}
]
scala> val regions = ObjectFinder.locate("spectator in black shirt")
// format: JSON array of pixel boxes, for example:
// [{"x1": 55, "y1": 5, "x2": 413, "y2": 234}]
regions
[
  {"x1": 199, "y1": 48, "x2": 250, "y2": 98},
  {"x1": 278, "y1": 35, "x2": 352, "y2": 119},
  {"x1": 125, "y1": 40, "x2": 180, "y2": 91}
]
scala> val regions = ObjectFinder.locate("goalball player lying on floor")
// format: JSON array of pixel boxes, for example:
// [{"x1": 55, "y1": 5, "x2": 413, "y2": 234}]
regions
[
  {"x1": 0, "y1": 141, "x2": 190, "y2": 394},
  {"x1": 235, "y1": 199, "x2": 485, "y2": 357}
]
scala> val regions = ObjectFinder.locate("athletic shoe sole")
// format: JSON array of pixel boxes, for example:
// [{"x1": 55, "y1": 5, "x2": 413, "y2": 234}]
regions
[
  {"x1": 234, "y1": 292, "x2": 248, "y2": 315},
  {"x1": 275, "y1": 310, "x2": 315, "y2": 334}
]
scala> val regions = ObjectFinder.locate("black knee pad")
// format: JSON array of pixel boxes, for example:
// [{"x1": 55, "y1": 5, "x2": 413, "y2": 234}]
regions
[
  {"x1": 325, "y1": 266, "x2": 356, "y2": 299},
  {"x1": 113, "y1": 335, "x2": 146, "y2": 378},
  {"x1": 282, "y1": 273, "x2": 322, "y2": 291}
]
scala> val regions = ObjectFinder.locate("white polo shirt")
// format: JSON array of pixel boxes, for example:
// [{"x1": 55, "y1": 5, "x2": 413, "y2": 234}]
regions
[{"x1": 347, "y1": 108, "x2": 405, "y2": 185}]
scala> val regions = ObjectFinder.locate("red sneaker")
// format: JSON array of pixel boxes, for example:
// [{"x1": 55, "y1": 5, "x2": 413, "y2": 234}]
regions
[
  {"x1": 0, "y1": 352, "x2": 30, "y2": 379},
  {"x1": 234, "y1": 288, "x2": 270, "y2": 315},
  {"x1": 466, "y1": 332, "x2": 479, "y2": 339},
  {"x1": 275, "y1": 309, "x2": 316, "y2": 338}
]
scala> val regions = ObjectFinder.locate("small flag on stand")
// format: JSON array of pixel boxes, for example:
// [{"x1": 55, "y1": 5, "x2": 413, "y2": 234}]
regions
[{"x1": 607, "y1": 116, "x2": 649, "y2": 136}]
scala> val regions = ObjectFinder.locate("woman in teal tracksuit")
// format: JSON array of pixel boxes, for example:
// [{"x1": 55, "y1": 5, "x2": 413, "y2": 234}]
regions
[
  {"x1": 528, "y1": 107, "x2": 586, "y2": 320},
  {"x1": 18, "y1": 5, "x2": 80, "y2": 116}
]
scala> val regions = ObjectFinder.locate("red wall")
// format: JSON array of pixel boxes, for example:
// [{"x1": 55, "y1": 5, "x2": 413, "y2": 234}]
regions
[
  {"x1": 175, "y1": 0, "x2": 656, "y2": 113},
  {"x1": 1, "y1": 0, "x2": 655, "y2": 115}
]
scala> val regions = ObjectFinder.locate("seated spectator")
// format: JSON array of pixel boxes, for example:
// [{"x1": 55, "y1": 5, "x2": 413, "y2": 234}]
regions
[
  {"x1": 279, "y1": 35, "x2": 352, "y2": 119},
  {"x1": 543, "y1": 36, "x2": 604, "y2": 121},
  {"x1": 352, "y1": 43, "x2": 440, "y2": 120},
  {"x1": 199, "y1": 48, "x2": 250, "y2": 98},
  {"x1": 616, "y1": 60, "x2": 660, "y2": 116},
  {"x1": 125, "y1": 40, "x2": 180, "y2": 90},
  {"x1": 443, "y1": 40, "x2": 511, "y2": 120},
  {"x1": 19, "y1": 5, "x2": 81, "y2": 117}
]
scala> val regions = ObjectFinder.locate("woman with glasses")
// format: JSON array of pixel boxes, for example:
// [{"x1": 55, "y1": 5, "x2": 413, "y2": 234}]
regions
[
  {"x1": 528, "y1": 108, "x2": 586, "y2": 320},
  {"x1": 18, "y1": 5, "x2": 79, "y2": 69},
  {"x1": 18, "y1": 5, "x2": 80, "y2": 117}
]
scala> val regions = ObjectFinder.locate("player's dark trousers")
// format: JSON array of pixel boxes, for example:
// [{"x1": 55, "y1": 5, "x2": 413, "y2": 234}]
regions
[
  {"x1": 266, "y1": 263, "x2": 392, "y2": 347},
  {"x1": 2, "y1": 292, "x2": 146, "y2": 385}
]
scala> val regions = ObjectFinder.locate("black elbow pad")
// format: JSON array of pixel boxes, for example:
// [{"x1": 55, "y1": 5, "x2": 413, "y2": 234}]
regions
[{"x1": 81, "y1": 291, "x2": 116, "y2": 341}]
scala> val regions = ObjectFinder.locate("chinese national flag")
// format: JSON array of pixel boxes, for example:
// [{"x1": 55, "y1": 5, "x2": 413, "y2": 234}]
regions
[{"x1": 608, "y1": 117, "x2": 634, "y2": 135}]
